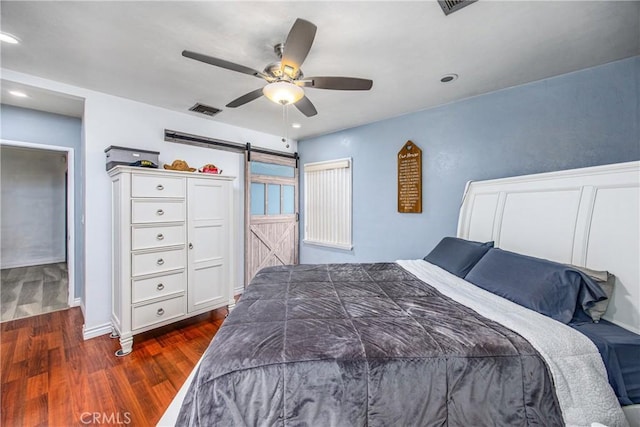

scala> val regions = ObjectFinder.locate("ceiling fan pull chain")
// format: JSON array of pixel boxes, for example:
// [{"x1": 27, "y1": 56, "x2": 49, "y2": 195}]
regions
[
  {"x1": 281, "y1": 103, "x2": 285, "y2": 145},
  {"x1": 285, "y1": 104, "x2": 289, "y2": 147},
  {"x1": 281, "y1": 104, "x2": 290, "y2": 149}
]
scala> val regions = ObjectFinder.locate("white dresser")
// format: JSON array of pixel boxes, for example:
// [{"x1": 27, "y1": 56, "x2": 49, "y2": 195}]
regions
[{"x1": 108, "y1": 166, "x2": 235, "y2": 356}]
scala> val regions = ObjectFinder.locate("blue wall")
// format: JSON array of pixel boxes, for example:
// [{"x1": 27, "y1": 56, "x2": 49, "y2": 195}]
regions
[
  {"x1": 298, "y1": 56, "x2": 640, "y2": 264},
  {"x1": 1, "y1": 105, "x2": 84, "y2": 299}
]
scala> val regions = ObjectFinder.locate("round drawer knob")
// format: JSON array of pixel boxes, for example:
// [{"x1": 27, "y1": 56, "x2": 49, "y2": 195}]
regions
[
  {"x1": 156, "y1": 209, "x2": 164, "y2": 216},
  {"x1": 157, "y1": 258, "x2": 164, "y2": 265},
  {"x1": 156, "y1": 184, "x2": 164, "y2": 190},
  {"x1": 156, "y1": 308, "x2": 165, "y2": 316},
  {"x1": 157, "y1": 283, "x2": 165, "y2": 291},
  {"x1": 156, "y1": 233, "x2": 164, "y2": 240}
]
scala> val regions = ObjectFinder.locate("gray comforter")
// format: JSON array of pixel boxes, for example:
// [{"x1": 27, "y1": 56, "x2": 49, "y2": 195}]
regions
[{"x1": 177, "y1": 263, "x2": 563, "y2": 426}]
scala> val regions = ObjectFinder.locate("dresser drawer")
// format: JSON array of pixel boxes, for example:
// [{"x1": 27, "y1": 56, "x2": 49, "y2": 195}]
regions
[
  {"x1": 132, "y1": 248, "x2": 185, "y2": 277},
  {"x1": 132, "y1": 224, "x2": 185, "y2": 250},
  {"x1": 132, "y1": 271, "x2": 185, "y2": 303},
  {"x1": 131, "y1": 174, "x2": 184, "y2": 198},
  {"x1": 132, "y1": 200, "x2": 185, "y2": 224},
  {"x1": 132, "y1": 295, "x2": 185, "y2": 330}
]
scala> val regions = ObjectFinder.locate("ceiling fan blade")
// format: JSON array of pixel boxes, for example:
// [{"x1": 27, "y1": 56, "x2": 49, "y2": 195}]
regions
[
  {"x1": 226, "y1": 88, "x2": 265, "y2": 108},
  {"x1": 294, "y1": 95, "x2": 318, "y2": 117},
  {"x1": 182, "y1": 50, "x2": 264, "y2": 79},
  {"x1": 281, "y1": 19, "x2": 317, "y2": 76},
  {"x1": 302, "y1": 77, "x2": 373, "y2": 90}
]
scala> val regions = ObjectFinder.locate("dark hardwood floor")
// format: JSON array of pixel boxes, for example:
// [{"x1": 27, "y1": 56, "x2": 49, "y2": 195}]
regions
[{"x1": 1, "y1": 306, "x2": 225, "y2": 426}]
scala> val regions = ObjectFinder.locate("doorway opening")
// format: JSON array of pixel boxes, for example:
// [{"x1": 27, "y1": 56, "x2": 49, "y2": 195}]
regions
[{"x1": 0, "y1": 140, "x2": 76, "y2": 321}]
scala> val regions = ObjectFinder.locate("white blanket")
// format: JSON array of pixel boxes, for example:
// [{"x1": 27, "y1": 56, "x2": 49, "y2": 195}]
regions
[{"x1": 398, "y1": 259, "x2": 628, "y2": 427}]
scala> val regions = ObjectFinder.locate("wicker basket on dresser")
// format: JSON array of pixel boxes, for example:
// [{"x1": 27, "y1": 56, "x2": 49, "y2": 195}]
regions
[{"x1": 108, "y1": 166, "x2": 235, "y2": 356}]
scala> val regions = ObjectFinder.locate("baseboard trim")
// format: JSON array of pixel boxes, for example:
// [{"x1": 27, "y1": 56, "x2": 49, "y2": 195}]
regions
[{"x1": 83, "y1": 322, "x2": 111, "y2": 340}]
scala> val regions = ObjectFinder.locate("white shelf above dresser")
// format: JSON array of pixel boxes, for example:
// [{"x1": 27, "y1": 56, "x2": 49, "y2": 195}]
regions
[{"x1": 108, "y1": 166, "x2": 236, "y2": 356}]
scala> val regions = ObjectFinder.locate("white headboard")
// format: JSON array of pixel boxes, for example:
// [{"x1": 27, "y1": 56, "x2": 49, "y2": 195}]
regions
[{"x1": 457, "y1": 161, "x2": 640, "y2": 334}]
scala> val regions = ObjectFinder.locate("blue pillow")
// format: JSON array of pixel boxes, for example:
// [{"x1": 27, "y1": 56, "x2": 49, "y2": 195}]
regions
[
  {"x1": 465, "y1": 248, "x2": 607, "y2": 324},
  {"x1": 423, "y1": 237, "x2": 494, "y2": 278}
]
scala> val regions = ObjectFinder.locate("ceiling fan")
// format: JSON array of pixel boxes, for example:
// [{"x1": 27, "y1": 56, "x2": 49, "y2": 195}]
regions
[{"x1": 182, "y1": 18, "x2": 373, "y2": 117}]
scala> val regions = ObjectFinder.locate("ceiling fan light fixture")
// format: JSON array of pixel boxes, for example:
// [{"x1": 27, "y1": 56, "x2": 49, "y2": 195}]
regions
[
  {"x1": 283, "y1": 65, "x2": 295, "y2": 77},
  {"x1": 263, "y1": 81, "x2": 304, "y2": 105}
]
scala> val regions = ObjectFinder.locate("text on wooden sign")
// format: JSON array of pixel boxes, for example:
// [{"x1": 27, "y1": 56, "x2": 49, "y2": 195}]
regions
[{"x1": 397, "y1": 140, "x2": 422, "y2": 213}]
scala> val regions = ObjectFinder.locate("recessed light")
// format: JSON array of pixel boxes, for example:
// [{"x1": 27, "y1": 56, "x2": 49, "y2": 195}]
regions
[
  {"x1": 9, "y1": 90, "x2": 28, "y2": 98},
  {"x1": 0, "y1": 32, "x2": 20, "y2": 44},
  {"x1": 291, "y1": 123, "x2": 301, "y2": 129},
  {"x1": 440, "y1": 73, "x2": 458, "y2": 83}
]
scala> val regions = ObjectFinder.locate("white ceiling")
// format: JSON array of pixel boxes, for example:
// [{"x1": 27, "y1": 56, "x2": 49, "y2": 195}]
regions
[
  {"x1": 1, "y1": 1, "x2": 638, "y2": 140},
  {"x1": 1, "y1": 80, "x2": 85, "y2": 118}
]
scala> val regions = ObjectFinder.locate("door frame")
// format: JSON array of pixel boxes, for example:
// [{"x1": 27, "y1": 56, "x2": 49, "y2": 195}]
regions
[
  {"x1": 1, "y1": 138, "x2": 76, "y2": 308},
  {"x1": 244, "y1": 151, "x2": 299, "y2": 286}
]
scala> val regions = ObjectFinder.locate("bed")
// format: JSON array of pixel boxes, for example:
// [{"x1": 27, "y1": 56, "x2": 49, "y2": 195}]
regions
[{"x1": 159, "y1": 161, "x2": 640, "y2": 426}]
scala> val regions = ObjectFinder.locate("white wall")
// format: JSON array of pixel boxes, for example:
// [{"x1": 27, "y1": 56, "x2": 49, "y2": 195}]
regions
[
  {"x1": 1, "y1": 146, "x2": 67, "y2": 268},
  {"x1": 1, "y1": 69, "x2": 297, "y2": 338}
]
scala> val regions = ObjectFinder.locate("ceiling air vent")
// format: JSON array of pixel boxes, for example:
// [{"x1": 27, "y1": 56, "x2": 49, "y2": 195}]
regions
[
  {"x1": 189, "y1": 103, "x2": 222, "y2": 117},
  {"x1": 438, "y1": 0, "x2": 477, "y2": 15}
]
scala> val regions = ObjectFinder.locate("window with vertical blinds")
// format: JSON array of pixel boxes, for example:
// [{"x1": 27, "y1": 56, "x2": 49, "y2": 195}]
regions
[{"x1": 303, "y1": 158, "x2": 352, "y2": 250}]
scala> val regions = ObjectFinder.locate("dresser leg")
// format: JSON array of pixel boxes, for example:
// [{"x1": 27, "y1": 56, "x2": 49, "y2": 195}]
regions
[
  {"x1": 109, "y1": 325, "x2": 120, "y2": 339},
  {"x1": 115, "y1": 333, "x2": 133, "y2": 357}
]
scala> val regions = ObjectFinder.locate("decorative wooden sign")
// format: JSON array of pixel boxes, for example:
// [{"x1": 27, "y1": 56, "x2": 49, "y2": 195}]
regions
[{"x1": 397, "y1": 140, "x2": 422, "y2": 213}]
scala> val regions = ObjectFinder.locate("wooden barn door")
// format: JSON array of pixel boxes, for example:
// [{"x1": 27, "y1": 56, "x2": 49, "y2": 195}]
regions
[{"x1": 245, "y1": 152, "x2": 298, "y2": 285}]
